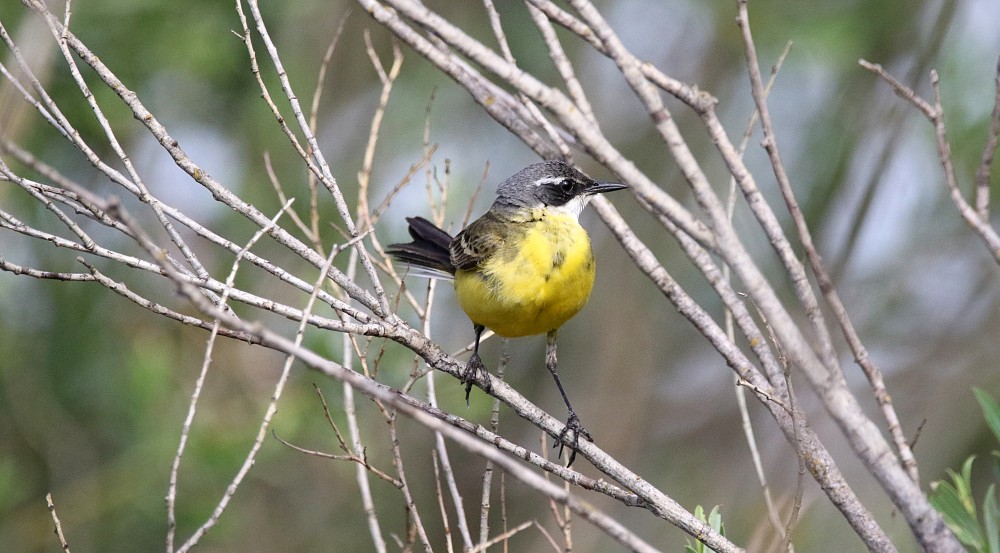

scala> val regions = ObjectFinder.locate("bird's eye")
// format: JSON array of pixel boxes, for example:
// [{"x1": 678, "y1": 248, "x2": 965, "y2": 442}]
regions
[{"x1": 559, "y1": 179, "x2": 574, "y2": 193}]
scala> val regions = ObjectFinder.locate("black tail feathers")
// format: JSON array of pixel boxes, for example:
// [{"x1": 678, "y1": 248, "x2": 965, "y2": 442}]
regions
[{"x1": 386, "y1": 217, "x2": 456, "y2": 276}]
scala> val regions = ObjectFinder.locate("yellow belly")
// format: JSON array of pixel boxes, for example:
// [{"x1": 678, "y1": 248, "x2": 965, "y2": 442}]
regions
[{"x1": 454, "y1": 214, "x2": 595, "y2": 337}]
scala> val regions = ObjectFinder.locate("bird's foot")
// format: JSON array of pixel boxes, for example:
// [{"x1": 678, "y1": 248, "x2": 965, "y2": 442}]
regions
[
  {"x1": 554, "y1": 411, "x2": 593, "y2": 467},
  {"x1": 461, "y1": 353, "x2": 491, "y2": 407}
]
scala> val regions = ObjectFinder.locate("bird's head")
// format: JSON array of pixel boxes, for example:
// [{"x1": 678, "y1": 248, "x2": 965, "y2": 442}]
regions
[{"x1": 494, "y1": 161, "x2": 628, "y2": 218}]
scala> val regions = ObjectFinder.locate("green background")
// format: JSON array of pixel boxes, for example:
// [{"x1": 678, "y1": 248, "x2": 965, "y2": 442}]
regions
[{"x1": 2, "y1": 1, "x2": 999, "y2": 551}]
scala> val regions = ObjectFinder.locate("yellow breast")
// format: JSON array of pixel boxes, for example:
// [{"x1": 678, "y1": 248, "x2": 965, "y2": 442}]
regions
[{"x1": 454, "y1": 212, "x2": 596, "y2": 338}]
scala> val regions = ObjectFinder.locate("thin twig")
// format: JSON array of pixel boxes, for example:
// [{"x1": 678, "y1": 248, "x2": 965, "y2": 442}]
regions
[
  {"x1": 273, "y1": 429, "x2": 403, "y2": 489},
  {"x1": 244, "y1": 0, "x2": 392, "y2": 317},
  {"x1": 468, "y1": 520, "x2": 534, "y2": 553},
  {"x1": 478, "y1": 339, "x2": 508, "y2": 547},
  {"x1": 45, "y1": 493, "x2": 71, "y2": 553},
  {"x1": 725, "y1": 39, "x2": 793, "y2": 544},
  {"x1": 172, "y1": 200, "x2": 293, "y2": 553},
  {"x1": 975, "y1": 56, "x2": 1000, "y2": 220},
  {"x1": 431, "y1": 451, "x2": 457, "y2": 553}
]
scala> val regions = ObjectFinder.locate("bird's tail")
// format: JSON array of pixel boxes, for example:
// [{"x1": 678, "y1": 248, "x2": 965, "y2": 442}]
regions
[{"x1": 386, "y1": 216, "x2": 456, "y2": 279}]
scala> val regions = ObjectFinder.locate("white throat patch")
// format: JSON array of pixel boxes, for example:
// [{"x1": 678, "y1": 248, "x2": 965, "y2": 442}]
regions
[{"x1": 547, "y1": 194, "x2": 590, "y2": 219}]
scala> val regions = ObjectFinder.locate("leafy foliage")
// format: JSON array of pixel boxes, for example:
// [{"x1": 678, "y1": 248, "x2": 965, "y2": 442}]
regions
[
  {"x1": 685, "y1": 505, "x2": 726, "y2": 553},
  {"x1": 929, "y1": 388, "x2": 1000, "y2": 553}
]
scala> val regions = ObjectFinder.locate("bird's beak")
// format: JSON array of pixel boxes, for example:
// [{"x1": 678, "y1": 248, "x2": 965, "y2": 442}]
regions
[{"x1": 587, "y1": 181, "x2": 629, "y2": 194}]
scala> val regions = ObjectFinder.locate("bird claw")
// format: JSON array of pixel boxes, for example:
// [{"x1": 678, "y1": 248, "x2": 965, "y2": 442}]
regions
[
  {"x1": 554, "y1": 411, "x2": 593, "y2": 467},
  {"x1": 461, "y1": 353, "x2": 491, "y2": 406}
]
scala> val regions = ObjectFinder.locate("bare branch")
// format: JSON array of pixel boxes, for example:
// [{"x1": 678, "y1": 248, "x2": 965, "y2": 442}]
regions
[
  {"x1": 861, "y1": 60, "x2": 1000, "y2": 263},
  {"x1": 45, "y1": 493, "x2": 71, "y2": 553},
  {"x1": 975, "y1": 56, "x2": 1000, "y2": 219}
]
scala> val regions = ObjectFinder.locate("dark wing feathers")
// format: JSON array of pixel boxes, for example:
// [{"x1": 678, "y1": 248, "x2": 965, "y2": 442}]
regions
[{"x1": 386, "y1": 217, "x2": 456, "y2": 275}]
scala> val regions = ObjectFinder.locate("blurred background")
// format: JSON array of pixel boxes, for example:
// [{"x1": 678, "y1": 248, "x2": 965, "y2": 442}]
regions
[{"x1": 2, "y1": 0, "x2": 999, "y2": 551}]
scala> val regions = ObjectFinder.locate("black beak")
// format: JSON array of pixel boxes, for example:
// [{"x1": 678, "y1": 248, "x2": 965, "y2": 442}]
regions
[{"x1": 586, "y1": 181, "x2": 629, "y2": 194}]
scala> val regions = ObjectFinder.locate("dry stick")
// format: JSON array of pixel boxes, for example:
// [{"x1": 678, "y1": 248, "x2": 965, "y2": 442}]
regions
[
  {"x1": 550, "y1": 1, "x2": 942, "y2": 547},
  {"x1": 409, "y1": 133, "x2": 471, "y2": 551},
  {"x1": 22, "y1": 4, "x2": 384, "y2": 317},
  {"x1": 525, "y1": 0, "x2": 604, "y2": 52},
  {"x1": 0, "y1": 165, "x2": 231, "y2": 321},
  {"x1": 735, "y1": 1, "x2": 923, "y2": 487},
  {"x1": 340, "y1": 252, "x2": 388, "y2": 553},
  {"x1": 860, "y1": 60, "x2": 1000, "y2": 263},
  {"x1": 334, "y1": 35, "x2": 405, "y2": 553},
  {"x1": 244, "y1": 0, "x2": 392, "y2": 318},
  {"x1": 591, "y1": 197, "x2": 889, "y2": 553},
  {"x1": 2, "y1": 161, "x2": 97, "y2": 251},
  {"x1": 358, "y1": 30, "x2": 403, "y2": 226},
  {"x1": 276, "y1": 303, "x2": 653, "y2": 521},
  {"x1": 183, "y1": 248, "x2": 342, "y2": 552},
  {"x1": 361, "y1": 44, "x2": 474, "y2": 546},
  {"x1": 483, "y1": 0, "x2": 574, "y2": 161},
  {"x1": 0, "y1": 192, "x2": 379, "y2": 340},
  {"x1": 214, "y1": 332, "x2": 668, "y2": 553},
  {"x1": 0, "y1": 19, "x2": 220, "y2": 300},
  {"x1": 307, "y1": 11, "x2": 352, "y2": 243},
  {"x1": 421, "y1": 286, "x2": 476, "y2": 552},
  {"x1": 578, "y1": 0, "x2": 833, "y2": 387},
  {"x1": 725, "y1": 40, "x2": 794, "y2": 544},
  {"x1": 320, "y1": 385, "x2": 404, "y2": 487},
  {"x1": 383, "y1": 410, "x2": 435, "y2": 553},
  {"x1": 263, "y1": 152, "x2": 315, "y2": 241},
  {"x1": 14, "y1": 216, "x2": 378, "y2": 336},
  {"x1": 538, "y1": 0, "x2": 840, "y2": 435},
  {"x1": 469, "y1": 520, "x2": 533, "y2": 553},
  {"x1": 35, "y1": 1, "x2": 212, "y2": 285},
  {"x1": 25, "y1": 2, "x2": 382, "y2": 320},
  {"x1": 273, "y1": 429, "x2": 404, "y2": 488},
  {"x1": 284, "y1": 384, "x2": 404, "y2": 485},
  {"x1": 412, "y1": 183, "x2": 475, "y2": 550},
  {"x1": 170, "y1": 201, "x2": 293, "y2": 553},
  {"x1": 0, "y1": 257, "x2": 91, "y2": 282},
  {"x1": 0, "y1": 58, "x2": 65, "y2": 135},
  {"x1": 525, "y1": 2, "x2": 597, "y2": 127},
  {"x1": 975, "y1": 57, "x2": 1000, "y2": 220},
  {"x1": 1, "y1": 143, "x2": 372, "y2": 325},
  {"x1": 745, "y1": 298, "x2": 804, "y2": 553},
  {"x1": 342, "y1": 228, "x2": 385, "y2": 550},
  {"x1": 478, "y1": 340, "x2": 508, "y2": 548},
  {"x1": 529, "y1": 0, "x2": 710, "y2": 114},
  {"x1": 45, "y1": 493, "x2": 71, "y2": 553},
  {"x1": 430, "y1": 451, "x2": 457, "y2": 553},
  {"x1": 78, "y1": 261, "x2": 264, "y2": 344},
  {"x1": 369, "y1": 150, "x2": 441, "y2": 319}
]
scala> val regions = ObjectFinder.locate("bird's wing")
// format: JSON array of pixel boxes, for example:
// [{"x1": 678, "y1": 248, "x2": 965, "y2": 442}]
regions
[{"x1": 450, "y1": 214, "x2": 506, "y2": 271}]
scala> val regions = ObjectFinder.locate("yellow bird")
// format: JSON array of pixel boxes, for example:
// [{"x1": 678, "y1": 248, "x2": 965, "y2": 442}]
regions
[{"x1": 388, "y1": 160, "x2": 627, "y2": 463}]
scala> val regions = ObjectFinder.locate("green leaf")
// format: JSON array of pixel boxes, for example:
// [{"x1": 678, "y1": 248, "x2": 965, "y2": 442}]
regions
[
  {"x1": 931, "y1": 460, "x2": 985, "y2": 550},
  {"x1": 985, "y1": 484, "x2": 999, "y2": 553},
  {"x1": 685, "y1": 505, "x2": 724, "y2": 553},
  {"x1": 974, "y1": 388, "x2": 1000, "y2": 446},
  {"x1": 959, "y1": 457, "x2": 979, "y2": 514}
]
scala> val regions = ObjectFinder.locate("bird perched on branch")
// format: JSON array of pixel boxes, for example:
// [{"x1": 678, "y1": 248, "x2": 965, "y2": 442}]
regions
[{"x1": 387, "y1": 160, "x2": 627, "y2": 464}]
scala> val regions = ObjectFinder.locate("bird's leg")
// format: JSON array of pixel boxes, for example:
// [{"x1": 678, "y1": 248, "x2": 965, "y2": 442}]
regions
[
  {"x1": 545, "y1": 330, "x2": 593, "y2": 466},
  {"x1": 462, "y1": 324, "x2": 491, "y2": 406}
]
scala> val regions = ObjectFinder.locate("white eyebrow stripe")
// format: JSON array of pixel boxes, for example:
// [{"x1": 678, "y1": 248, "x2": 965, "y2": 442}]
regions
[{"x1": 533, "y1": 176, "x2": 564, "y2": 187}]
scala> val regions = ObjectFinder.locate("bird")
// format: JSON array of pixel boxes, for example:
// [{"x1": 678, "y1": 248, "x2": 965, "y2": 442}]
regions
[{"x1": 387, "y1": 160, "x2": 627, "y2": 464}]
